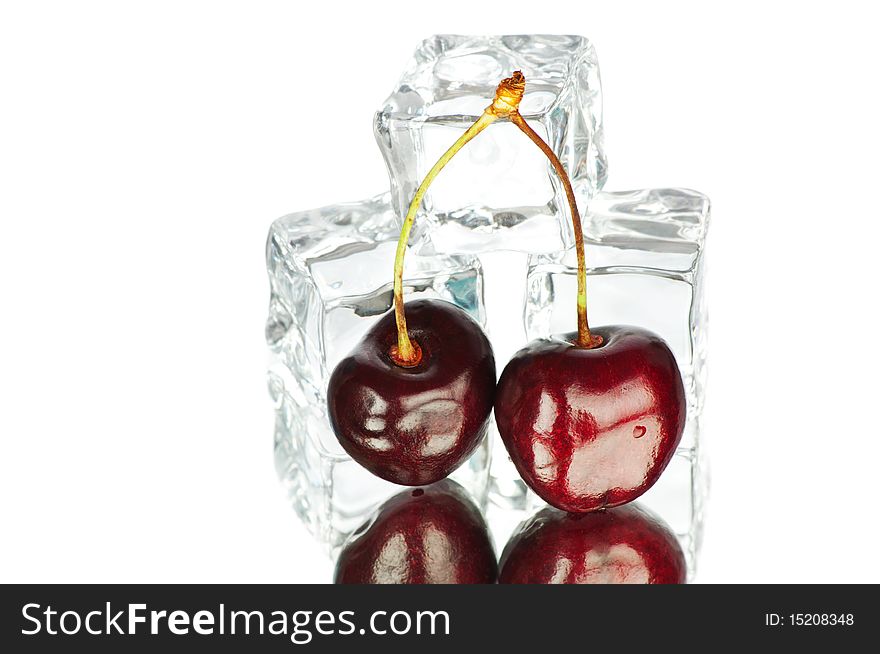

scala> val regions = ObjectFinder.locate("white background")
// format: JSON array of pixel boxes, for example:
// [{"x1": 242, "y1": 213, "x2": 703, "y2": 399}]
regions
[{"x1": 2, "y1": 1, "x2": 879, "y2": 584}]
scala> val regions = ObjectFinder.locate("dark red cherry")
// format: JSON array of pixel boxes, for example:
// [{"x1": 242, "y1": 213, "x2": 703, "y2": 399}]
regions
[
  {"x1": 499, "y1": 503, "x2": 686, "y2": 584},
  {"x1": 328, "y1": 299, "x2": 495, "y2": 486},
  {"x1": 334, "y1": 481, "x2": 498, "y2": 584},
  {"x1": 495, "y1": 325, "x2": 685, "y2": 513}
]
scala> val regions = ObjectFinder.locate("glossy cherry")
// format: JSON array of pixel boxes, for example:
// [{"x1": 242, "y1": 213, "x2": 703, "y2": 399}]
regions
[
  {"x1": 325, "y1": 77, "x2": 526, "y2": 485},
  {"x1": 328, "y1": 299, "x2": 495, "y2": 486},
  {"x1": 334, "y1": 480, "x2": 498, "y2": 584},
  {"x1": 495, "y1": 325, "x2": 685, "y2": 513},
  {"x1": 499, "y1": 502, "x2": 686, "y2": 584}
]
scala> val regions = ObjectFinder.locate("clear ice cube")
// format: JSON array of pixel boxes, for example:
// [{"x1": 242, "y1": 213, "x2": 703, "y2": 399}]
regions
[
  {"x1": 520, "y1": 187, "x2": 710, "y2": 568},
  {"x1": 374, "y1": 34, "x2": 607, "y2": 255},
  {"x1": 266, "y1": 193, "x2": 491, "y2": 549}
]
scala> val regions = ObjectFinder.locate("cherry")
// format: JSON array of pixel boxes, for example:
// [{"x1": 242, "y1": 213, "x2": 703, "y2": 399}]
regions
[
  {"x1": 334, "y1": 481, "x2": 497, "y2": 584},
  {"x1": 498, "y1": 503, "x2": 686, "y2": 584},
  {"x1": 459, "y1": 72, "x2": 687, "y2": 513},
  {"x1": 328, "y1": 299, "x2": 495, "y2": 485},
  {"x1": 326, "y1": 75, "x2": 528, "y2": 485},
  {"x1": 495, "y1": 326, "x2": 685, "y2": 512}
]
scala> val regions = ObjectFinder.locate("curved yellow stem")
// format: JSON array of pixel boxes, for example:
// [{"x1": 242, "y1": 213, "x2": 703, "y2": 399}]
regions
[
  {"x1": 391, "y1": 72, "x2": 526, "y2": 366},
  {"x1": 391, "y1": 112, "x2": 497, "y2": 364},
  {"x1": 509, "y1": 112, "x2": 598, "y2": 348}
]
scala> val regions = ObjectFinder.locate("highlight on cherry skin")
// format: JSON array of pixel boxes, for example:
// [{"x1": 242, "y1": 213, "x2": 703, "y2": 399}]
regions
[
  {"x1": 334, "y1": 480, "x2": 498, "y2": 584},
  {"x1": 495, "y1": 326, "x2": 686, "y2": 513},
  {"x1": 498, "y1": 502, "x2": 686, "y2": 584},
  {"x1": 327, "y1": 299, "x2": 495, "y2": 486}
]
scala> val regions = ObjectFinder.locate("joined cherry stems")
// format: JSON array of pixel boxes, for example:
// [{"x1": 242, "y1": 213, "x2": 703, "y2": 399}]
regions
[{"x1": 391, "y1": 71, "x2": 599, "y2": 367}]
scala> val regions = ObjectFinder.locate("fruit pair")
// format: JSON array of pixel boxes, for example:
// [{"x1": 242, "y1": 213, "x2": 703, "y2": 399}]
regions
[
  {"x1": 334, "y1": 481, "x2": 686, "y2": 585},
  {"x1": 328, "y1": 72, "x2": 685, "y2": 513}
]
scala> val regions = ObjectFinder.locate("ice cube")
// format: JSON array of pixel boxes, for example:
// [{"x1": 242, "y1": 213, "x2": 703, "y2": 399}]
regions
[
  {"x1": 520, "y1": 187, "x2": 710, "y2": 570},
  {"x1": 266, "y1": 193, "x2": 491, "y2": 549},
  {"x1": 374, "y1": 34, "x2": 607, "y2": 255}
]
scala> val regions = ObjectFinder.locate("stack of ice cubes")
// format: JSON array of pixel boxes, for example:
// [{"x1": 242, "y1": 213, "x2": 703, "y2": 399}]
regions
[{"x1": 266, "y1": 34, "x2": 710, "y2": 571}]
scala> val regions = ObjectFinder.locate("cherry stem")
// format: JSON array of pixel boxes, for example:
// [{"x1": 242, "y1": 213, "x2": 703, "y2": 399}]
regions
[
  {"x1": 508, "y1": 112, "x2": 596, "y2": 348},
  {"x1": 391, "y1": 71, "x2": 597, "y2": 365},
  {"x1": 391, "y1": 73, "x2": 526, "y2": 366}
]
